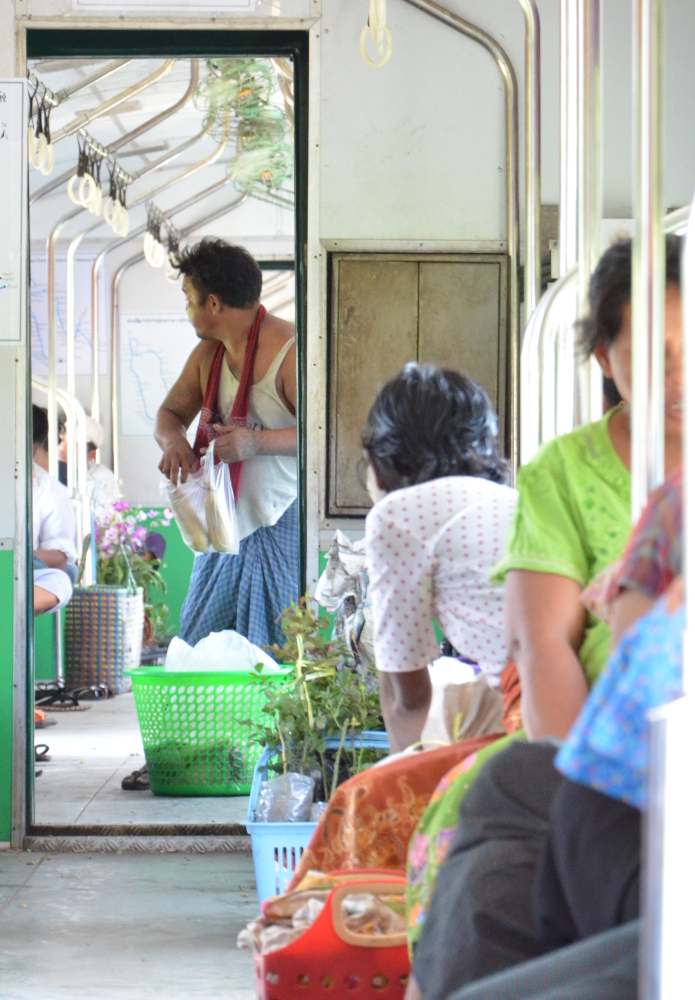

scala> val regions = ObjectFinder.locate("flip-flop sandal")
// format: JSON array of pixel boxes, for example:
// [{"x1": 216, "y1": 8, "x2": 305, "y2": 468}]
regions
[
  {"x1": 121, "y1": 765, "x2": 150, "y2": 791},
  {"x1": 35, "y1": 681, "x2": 80, "y2": 708},
  {"x1": 69, "y1": 684, "x2": 113, "y2": 701},
  {"x1": 35, "y1": 769, "x2": 43, "y2": 778},
  {"x1": 35, "y1": 744, "x2": 51, "y2": 762}
]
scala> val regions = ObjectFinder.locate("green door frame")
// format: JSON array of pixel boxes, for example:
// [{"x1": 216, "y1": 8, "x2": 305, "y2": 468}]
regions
[{"x1": 25, "y1": 28, "x2": 309, "y2": 834}]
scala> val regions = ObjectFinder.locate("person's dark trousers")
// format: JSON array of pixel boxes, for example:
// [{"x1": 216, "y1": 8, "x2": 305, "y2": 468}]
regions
[
  {"x1": 448, "y1": 921, "x2": 639, "y2": 1000},
  {"x1": 413, "y1": 741, "x2": 562, "y2": 1000},
  {"x1": 533, "y1": 777, "x2": 641, "y2": 949}
]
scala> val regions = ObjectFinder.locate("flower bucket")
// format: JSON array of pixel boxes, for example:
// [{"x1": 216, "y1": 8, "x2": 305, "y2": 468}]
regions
[{"x1": 64, "y1": 585, "x2": 144, "y2": 694}]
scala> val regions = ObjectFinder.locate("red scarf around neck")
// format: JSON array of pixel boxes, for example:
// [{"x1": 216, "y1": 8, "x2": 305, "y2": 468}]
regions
[{"x1": 193, "y1": 304, "x2": 267, "y2": 499}]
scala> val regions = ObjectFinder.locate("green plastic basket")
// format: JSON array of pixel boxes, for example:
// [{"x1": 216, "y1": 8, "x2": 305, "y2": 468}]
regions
[{"x1": 125, "y1": 665, "x2": 290, "y2": 796}]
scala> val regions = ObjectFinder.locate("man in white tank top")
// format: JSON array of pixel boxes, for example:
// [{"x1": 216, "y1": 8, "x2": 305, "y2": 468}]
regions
[{"x1": 155, "y1": 239, "x2": 298, "y2": 649}]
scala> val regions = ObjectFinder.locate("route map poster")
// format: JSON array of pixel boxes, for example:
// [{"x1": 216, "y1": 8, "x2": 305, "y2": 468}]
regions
[
  {"x1": 118, "y1": 312, "x2": 200, "y2": 438},
  {"x1": 30, "y1": 250, "x2": 109, "y2": 379}
]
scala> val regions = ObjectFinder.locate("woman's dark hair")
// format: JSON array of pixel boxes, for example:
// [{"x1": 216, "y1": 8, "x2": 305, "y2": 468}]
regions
[
  {"x1": 579, "y1": 234, "x2": 682, "y2": 357},
  {"x1": 32, "y1": 404, "x2": 49, "y2": 449},
  {"x1": 176, "y1": 238, "x2": 263, "y2": 309},
  {"x1": 362, "y1": 363, "x2": 509, "y2": 491}
]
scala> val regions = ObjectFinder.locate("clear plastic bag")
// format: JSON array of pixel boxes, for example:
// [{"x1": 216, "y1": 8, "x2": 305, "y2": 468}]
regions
[
  {"x1": 255, "y1": 772, "x2": 316, "y2": 823},
  {"x1": 162, "y1": 440, "x2": 239, "y2": 555},
  {"x1": 203, "y1": 440, "x2": 239, "y2": 554},
  {"x1": 161, "y1": 467, "x2": 210, "y2": 553}
]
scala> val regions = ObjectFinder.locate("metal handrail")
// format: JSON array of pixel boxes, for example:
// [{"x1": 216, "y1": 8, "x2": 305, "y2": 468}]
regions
[
  {"x1": 520, "y1": 205, "x2": 688, "y2": 466},
  {"x1": 518, "y1": 0, "x2": 542, "y2": 322},
  {"x1": 576, "y1": 0, "x2": 603, "y2": 426},
  {"x1": 43, "y1": 60, "x2": 199, "y2": 474},
  {"x1": 110, "y1": 193, "x2": 248, "y2": 481},
  {"x1": 632, "y1": 0, "x2": 665, "y2": 523},
  {"x1": 91, "y1": 175, "x2": 242, "y2": 445},
  {"x1": 560, "y1": 0, "x2": 579, "y2": 276},
  {"x1": 31, "y1": 59, "x2": 200, "y2": 207},
  {"x1": 50, "y1": 59, "x2": 175, "y2": 145},
  {"x1": 89, "y1": 130, "x2": 230, "y2": 424},
  {"x1": 31, "y1": 60, "x2": 134, "y2": 107},
  {"x1": 66, "y1": 129, "x2": 205, "y2": 394},
  {"x1": 31, "y1": 377, "x2": 92, "y2": 587},
  {"x1": 400, "y1": 0, "x2": 521, "y2": 476},
  {"x1": 520, "y1": 265, "x2": 577, "y2": 464}
]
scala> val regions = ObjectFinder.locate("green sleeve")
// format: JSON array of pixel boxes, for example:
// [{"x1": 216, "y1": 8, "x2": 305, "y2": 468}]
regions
[{"x1": 492, "y1": 445, "x2": 590, "y2": 586}]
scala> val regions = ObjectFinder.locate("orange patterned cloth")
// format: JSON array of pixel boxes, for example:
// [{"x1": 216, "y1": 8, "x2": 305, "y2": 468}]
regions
[
  {"x1": 500, "y1": 660, "x2": 522, "y2": 735},
  {"x1": 287, "y1": 735, "x2": 500, "y2": 891}
]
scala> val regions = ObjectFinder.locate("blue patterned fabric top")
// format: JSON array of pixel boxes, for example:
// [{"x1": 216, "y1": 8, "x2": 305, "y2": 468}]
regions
[{"x1": 555, "y1": 595, "x2": 684, "y2": 810}]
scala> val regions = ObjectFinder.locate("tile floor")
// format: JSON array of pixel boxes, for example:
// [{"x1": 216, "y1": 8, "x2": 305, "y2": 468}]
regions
[
  {"x1": 34, "y1": 693, "x2": 250, "y2": 828},
  {"x1": 0, "y1": 850, "x2": 258, "y2": 999}
]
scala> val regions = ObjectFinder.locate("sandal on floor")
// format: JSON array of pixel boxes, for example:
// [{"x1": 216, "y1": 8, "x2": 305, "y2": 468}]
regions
[
  {"x1": 69, "y1": 684, "x2": 113, "y2": 701},
  {"x1": 35, "y1": 681, "x2": 80, "y2": 708},
  {"x1": 35, "y1": 744, "x2": 51, "y2": 762},
  {"x1": 121, "y1": 765, "x2": 150, "y2": 791},
  {"x1": 34, "y1": 708, "x2": 57, "y2": 729}
]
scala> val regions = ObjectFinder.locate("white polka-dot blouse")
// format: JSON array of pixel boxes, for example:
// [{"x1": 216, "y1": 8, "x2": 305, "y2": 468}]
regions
[{"x1": 365, "y1": 476, "x2": 518, "y2": 684}]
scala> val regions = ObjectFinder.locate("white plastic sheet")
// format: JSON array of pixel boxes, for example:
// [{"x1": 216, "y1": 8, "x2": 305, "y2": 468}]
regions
[{"x1": 164, "y1": 629, "x2": 280, "y2": 673}]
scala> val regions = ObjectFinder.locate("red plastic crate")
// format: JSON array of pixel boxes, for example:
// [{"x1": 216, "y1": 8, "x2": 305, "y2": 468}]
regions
[{"x1": 254, "y1": 875, "x2": 410, "y2": 1000}]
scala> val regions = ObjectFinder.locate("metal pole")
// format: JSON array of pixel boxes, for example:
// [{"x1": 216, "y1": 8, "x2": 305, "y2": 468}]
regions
[
  {"x1": 560, "y1": 0, "x2": 579, "y2": 276},
  {"x1": 51, "y1": 59, "x2": 134, "y2": 104},
  {"x1": 50, "y1": 60, "x2": 175, "y2": 145},
  {"x1": 52, "y1": 604, "x2": 63, "y2": 683},
  {"x1": 399, "y1": 0, "x2": 521, "y2": 475},
  {"x1": 46, "y1": 208, "x2": 82, "y2": 479},
  {"x1": 577, "y1": 0, "x2": 604, "y2": 425},
  {"x1": 518, "y1": 0, "x2": 542, "y2": 322},
  {"x1": 31, "y1": 60, "x2": 199, "y2": 207},
  {"x1": 65, "y1": 126, "x2": 208, "y2": 404},
  {"x1": 631, "y1": 0, "x2": 665, "y2": 524},
  {"x1": 640, "y1": 171, "x2": 695, "y2": 978},
  {"x1": 519, "y1": 206, "x2": 686, "y2": 466},
  {"x1": 90, "y1": 142, "x2": 232, "y2": 427}
]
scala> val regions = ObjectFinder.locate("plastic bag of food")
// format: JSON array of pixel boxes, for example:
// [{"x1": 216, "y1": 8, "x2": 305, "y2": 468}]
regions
[
  {"x1": 161, "y1": 440, "x2": 239, "y2": 555},
  {"x1": 254, "y1": 772, "x2": 315, "y2": 822},
  {"x1": 161, "y1": 467, "x2": 210, "y2": 553},
  {"x1": 203, "y1": 440, "x2": 239, "y2": 554}
]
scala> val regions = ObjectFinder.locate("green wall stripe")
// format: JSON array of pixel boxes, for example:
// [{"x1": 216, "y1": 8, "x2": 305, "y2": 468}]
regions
[{"x1": 0, "y1": 550, "x2": 13, "y2": 842}]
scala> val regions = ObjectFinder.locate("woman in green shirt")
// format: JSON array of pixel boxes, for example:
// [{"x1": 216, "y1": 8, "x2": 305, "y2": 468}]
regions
[
  {"x1": 404, "y1": 236, "x2": 683, "y2": 1000},
  {"x1": 500, "y1": 236, "x2": 683, "y2": 741}
]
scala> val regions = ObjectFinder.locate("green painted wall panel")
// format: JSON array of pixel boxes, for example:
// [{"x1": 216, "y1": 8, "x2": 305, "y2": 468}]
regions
[
  {"x1": 0, "y1": 550, "x2": 13, "y2": 842},
  {"x1": 147, "y1": 512, "x2": 195, "y2": 636}
]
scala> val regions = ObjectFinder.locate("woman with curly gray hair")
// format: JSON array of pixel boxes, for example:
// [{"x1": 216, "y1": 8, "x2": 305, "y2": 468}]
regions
[{"x1": 361, "y1": 362, "x2": 517, "y2": 751}]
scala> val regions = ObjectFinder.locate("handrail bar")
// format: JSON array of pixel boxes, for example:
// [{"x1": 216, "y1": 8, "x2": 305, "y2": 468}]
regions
[
  {"x1": 520, "y1": 205, "x2": 688, "y2": 465},
  {"x1": 400, "y1": 0, "x2": 521, "y2": 476}
]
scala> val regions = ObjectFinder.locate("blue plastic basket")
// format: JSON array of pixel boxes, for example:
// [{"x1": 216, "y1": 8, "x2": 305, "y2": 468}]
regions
[{"x1": 246, "y1": 731, "x2": 390, "y2": 904}]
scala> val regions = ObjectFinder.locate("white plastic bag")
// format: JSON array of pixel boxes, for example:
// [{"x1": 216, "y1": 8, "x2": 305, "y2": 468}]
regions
[
  {"x1": 161, "y1": 466, "x2": 210, "y2": 553},
  {"x1": 164, "y1": 630, "x2": 280, "y2": 673},
  {"x1": 162, "y1": 439, "x2": 240, "y2": 555}
]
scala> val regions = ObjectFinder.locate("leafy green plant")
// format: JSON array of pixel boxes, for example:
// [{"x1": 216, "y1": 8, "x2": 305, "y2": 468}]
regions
[{"x1": 250, "y1": 597, "x2": 385, "y2": 799}]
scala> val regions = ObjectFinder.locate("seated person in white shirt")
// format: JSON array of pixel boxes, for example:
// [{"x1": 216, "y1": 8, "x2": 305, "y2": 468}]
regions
[
  {"x1": 32, "y1": 406, "x2": 77, "y2": 615},
  {"x1": 362, "y1": 364, "x2": 518, "y2": 752},
  {"x1": 85, "y1": 416, "x2": 121, "y2": 504}
]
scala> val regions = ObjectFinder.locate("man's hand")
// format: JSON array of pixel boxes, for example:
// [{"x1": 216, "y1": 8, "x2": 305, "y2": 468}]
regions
[
  {"x1": 204, "y1": 425, "x2": 260, "y2": 463},
  {"x1": 159, "y1": 434, "x2": 199, "y2": 485}
]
